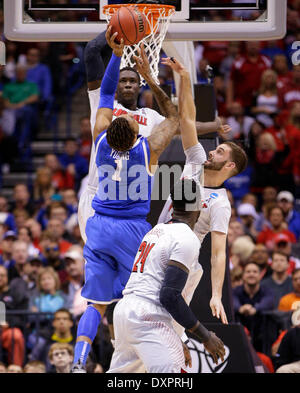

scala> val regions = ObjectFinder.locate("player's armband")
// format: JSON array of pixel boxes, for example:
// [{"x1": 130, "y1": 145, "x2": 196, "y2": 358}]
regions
[{"x1": 160, "y1": 265, "x2": 198, "y2": 331}]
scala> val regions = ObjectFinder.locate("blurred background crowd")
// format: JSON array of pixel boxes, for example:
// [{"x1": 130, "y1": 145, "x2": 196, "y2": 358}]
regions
[{"x1": 0, "y1": 0, "x2": 300, "y2": 373}]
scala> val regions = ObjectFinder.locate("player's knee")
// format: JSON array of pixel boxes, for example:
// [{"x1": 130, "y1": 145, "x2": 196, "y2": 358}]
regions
[
  {"x1": 91, "y1": 303, "x2": 107, "y2": 317},
  {"x1": 159, "y1": 286, "x2": 178, "y2": 311}
]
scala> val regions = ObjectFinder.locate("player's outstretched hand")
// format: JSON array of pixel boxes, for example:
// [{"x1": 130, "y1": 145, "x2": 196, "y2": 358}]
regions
[
  {"x1": 106, "y1": 26, "x2": 124, "y2": 57},
  {"x1": 161, "y1": 56, "x2": 187, "y2": 75},
  {"x1": 210, "y1": 296, "x2": 228, "y2": 325},
  {"x1": 216, "y1": 116, "x2": 232, "y2": 136},
  {"x1": 133, "y1": 43, "x2": 151, "y2": 81},
  {"x1": 204, "y1": 331, "x2": 226, "y2": 365}
]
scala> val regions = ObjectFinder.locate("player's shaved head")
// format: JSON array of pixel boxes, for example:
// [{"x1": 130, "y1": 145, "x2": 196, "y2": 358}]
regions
[{"x1": 170, "y1": 178, "x2": 201, "y2": 212}]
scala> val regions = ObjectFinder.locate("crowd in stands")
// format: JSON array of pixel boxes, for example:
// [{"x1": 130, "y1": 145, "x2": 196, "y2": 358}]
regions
[{"x1": 0, "y1": 0, "x2": 300, "y2": 373}]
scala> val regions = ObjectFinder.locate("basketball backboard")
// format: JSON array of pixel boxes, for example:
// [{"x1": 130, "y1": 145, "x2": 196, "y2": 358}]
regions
[{"x1": 4, "y1": 0, "x2": 287, "y2": 42}]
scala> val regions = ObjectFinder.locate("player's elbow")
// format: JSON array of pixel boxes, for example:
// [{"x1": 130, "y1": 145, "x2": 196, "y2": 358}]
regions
[
  {"x1": 166, "y1": 106, "x2": 179, "y2": 123},
  {"x1": 159, "y1": 285, "x2": 180, "y2": 314},
  {"x1": 169, "y1": 113, "x2": 179, "y2": 127}
]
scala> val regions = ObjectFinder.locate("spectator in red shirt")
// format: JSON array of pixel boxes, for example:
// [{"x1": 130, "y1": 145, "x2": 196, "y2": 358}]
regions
[
  {"x1": 284, "y1": 102, "x2": 300, "y2": 188},
  {"x1": 25, "y1": 218, "x2": 42, "y2": 252},
  {"x1": 250, "y1": 132, "x2": 290, "y2": 194},
  {"x1": 263, "y1": 119, "x2": 295, "y2": 192},
  {"x1": 272, "y1": 54, "x2": 292, "y2": 91},
  {"x1": 202, "y1": 41, "x2": 229, "y2": 70},
  {"x1": 227, "y1": 41, "x2": 271, "y2": 110},
  {"x1": 257, "y1": 205, "x2": 296, "y2": 251},
  {"x1": 278, "y1": 65, "x2": 300, "y2": 110},
  {"x1": 44, "y1": 153, "x2": 74, "y2": 191},
  {"x1": 273, "y1": 233, "x2": 300, "y2": 275}
]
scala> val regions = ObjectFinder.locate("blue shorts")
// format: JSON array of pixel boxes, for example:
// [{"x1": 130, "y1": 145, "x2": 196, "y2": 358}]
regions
[{"x1": 82, "y1": 213, "x2": 151, "y2": 304}]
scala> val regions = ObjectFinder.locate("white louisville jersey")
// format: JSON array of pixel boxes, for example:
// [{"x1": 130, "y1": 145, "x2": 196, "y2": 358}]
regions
[
  {"x1": 87, "y1": 87, "x2": 165, "y2": 190},
  {"x1": 123, "y1": 223, "x2": 202, "y2": 310},
  {"x1": 158, "y1": 143, "x2": 232, "y2": 245}
]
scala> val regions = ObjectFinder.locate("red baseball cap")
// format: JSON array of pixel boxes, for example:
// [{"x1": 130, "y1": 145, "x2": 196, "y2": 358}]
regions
[{"x1": 274, "y1": 233, "x2": 290, "y2": 244}]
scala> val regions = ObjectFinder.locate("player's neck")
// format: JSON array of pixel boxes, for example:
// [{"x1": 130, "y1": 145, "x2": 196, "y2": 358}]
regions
[
  {"x1": 203, "y1": 170, "x2": 226, "y2": 188},
  {"x1": 171, "y1": 212, "x2": 198, "y2": 230},
  {"x1": 119, "y1": 100, "x2": 137, "y2": 111}
]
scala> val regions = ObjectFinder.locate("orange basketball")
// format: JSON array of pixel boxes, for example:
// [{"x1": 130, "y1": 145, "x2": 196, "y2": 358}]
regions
[{"x1": 108, "y1": 6, "x2": 148, "y2": 46}]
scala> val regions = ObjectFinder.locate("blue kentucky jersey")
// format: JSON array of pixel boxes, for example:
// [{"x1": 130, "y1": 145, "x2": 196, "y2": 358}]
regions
[{"x1": 92, "y1": 132, "x2": 153, "y2": 218}]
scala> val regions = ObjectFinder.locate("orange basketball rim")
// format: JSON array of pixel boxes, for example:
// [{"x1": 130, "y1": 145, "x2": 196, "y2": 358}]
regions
[{"x1": 103, "y1": 3, "x2": 175, "y2": 36}]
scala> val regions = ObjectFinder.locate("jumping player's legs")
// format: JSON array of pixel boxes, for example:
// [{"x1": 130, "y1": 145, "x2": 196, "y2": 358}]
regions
[
  {"x1": 108, "y1": 298, "x2": 145, "y2": 373},
  {"x1": 109, "y1": 295, "x2": 185, "y2": 373},
  {"x1": 72, "y1": 215, "x2": 151, "y2": 372}
]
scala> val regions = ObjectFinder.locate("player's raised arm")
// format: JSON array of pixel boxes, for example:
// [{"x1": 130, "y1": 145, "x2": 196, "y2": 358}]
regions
[
  {"x1": 161, "y1": 57, "x2": 198, "y2": 151},
  {"x1": 162, "y1": 57, "x2": 231, "y2": 143},
  {"x1": 133, "y1": 45, "x2": 179, "y2": 171},
  {"x1": 93, "y1": 27, "x2": 124, "y2": 142}
]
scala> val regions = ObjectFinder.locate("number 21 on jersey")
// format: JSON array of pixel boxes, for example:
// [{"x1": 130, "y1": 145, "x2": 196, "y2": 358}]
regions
[{"x1": 132, "y1": 241, "x2": 155, "y2": 273}]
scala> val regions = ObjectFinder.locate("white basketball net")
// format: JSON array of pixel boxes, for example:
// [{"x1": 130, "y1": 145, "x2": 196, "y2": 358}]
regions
[{"x1": 103, "y1": 4, "x2": 175, "y2": 85}]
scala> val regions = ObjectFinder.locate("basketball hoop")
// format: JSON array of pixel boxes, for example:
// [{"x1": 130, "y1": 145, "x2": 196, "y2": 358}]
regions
[{"x1": 103, "y1": 3, "x2": 175, "y2": 85}]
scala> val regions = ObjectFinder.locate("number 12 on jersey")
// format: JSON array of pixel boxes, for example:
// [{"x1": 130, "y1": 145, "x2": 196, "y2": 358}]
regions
[{"x1": 132, "y1": 241, "x2": 155, "y2": 273}]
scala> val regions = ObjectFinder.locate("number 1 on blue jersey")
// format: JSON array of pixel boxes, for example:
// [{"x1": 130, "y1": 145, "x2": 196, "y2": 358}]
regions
[{"x1": 112, "y1": 159, "x2": 122, "y2": 182}]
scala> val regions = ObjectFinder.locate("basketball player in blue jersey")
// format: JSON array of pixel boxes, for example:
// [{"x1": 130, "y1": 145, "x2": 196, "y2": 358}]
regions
[{"x1": 71, "y1": 28, "x2": 180, "y2": 373}]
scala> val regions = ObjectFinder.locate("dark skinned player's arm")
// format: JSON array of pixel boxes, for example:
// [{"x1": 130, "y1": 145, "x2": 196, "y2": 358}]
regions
[
  {"x1": 84, "y1": 31, "x2": 112, "y2": 91},
  {"x1": 146, "y1": 81, "x2": 179, "y2": 172},
  {"x1": 133, "y1": 46, "x2": 179, "y2": 172}
]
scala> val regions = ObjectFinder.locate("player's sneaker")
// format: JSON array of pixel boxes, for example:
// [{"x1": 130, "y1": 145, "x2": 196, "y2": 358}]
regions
[{"x1": 70, "y1": 360, "x2": 87, "y2": 373}]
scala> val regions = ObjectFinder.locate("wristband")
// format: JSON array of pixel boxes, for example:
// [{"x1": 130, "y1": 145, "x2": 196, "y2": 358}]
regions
[{"x1": 190, "y1": 323, "x2": 211, "y2": 343}]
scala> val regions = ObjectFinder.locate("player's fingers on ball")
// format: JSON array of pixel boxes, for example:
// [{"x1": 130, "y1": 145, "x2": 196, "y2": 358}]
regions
[{"x1": 111, "y1": 31, "x2": 118, "y2": 42}]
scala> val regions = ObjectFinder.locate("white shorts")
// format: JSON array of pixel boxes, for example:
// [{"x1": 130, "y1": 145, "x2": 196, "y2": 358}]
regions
[
  {"x1": 78, "y1": 185, "x2": 96, "y2": 243},
  {"x1": 107, "y1": 294, "x2": 186, "y2": 373}
]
